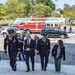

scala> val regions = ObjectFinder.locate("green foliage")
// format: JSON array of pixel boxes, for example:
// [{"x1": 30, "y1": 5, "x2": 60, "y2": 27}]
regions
[
  {"x1": 51, "y1": 14, "x2": 61, "y2": 17},
  {"x1": 64, "y1": 3, "x2": 71, "y2": 10},
  {"x1": 0, "y1": 4, "x2": 6, "y2": 20},
  {"x1": 4, "y1": 0, "x2": 18, "y2": 19},
  {"x1": 35, "y1": 0, "x2": 55, "y2": 11},
  {"x1": 56, "y1": 8, "x2": 63, "y2": 14},
  {"x1": 71, "y1": 5, "x2": 75, "y2": 10},
  {"x1": 0, "y1": 0, "x2": 55, "y2": 19},
  {"x1": 29, "y1": 4, "x2": 51, "y2": 17},
  {"x1": 18, "y1": 0, "x2": 32, "y2": 16},
  {"x1": 63, "y1": 10, "x2": 75, "y2": 20},
  {"x1": 47, "y1": 0, "x2": 55, "y2": 11},
  {"x1": 1, "y1": 0, "x2": 75, "y2": 20},
  {"x1": 63, "y1": 4, "x2": 75, "y2": 20}
]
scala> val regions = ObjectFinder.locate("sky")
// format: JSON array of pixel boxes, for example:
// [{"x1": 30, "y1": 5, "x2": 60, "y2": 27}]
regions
[
  {"x1": 52, "y1": 0, "x2": 75, "y2": 9},
  {"x1": 0, "y1": 0, "x2": 75, "y2": 9},
  {"x1": 0, "y1": 0, "x2": 7, "y2": 4}
]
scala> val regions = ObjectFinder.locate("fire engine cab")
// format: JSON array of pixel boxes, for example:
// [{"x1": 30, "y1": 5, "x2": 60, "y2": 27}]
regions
[
  {"x1": 45, "y1": 18, "x2": 60, "y2": 29},
  {"x1": 12, "y1": 18, "x2": 61, "y2": 33}
]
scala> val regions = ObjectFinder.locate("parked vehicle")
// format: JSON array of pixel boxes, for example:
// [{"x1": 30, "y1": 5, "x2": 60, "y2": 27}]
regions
[
  {"x1": 11, "y1": 18, "x2": 61, "y2": 33},
  {"x1": 13, "y1": 18, "x2": 45, "y2": 33},
  {"x1": 1, "y1": 27, "x2": 24, "y2": 37},
  {"x1": 0, "y1": 26, "x2": 3, "y2": 32},
  {"x1": 41, "y1": 27, "x2": 68, "y2": 38}
]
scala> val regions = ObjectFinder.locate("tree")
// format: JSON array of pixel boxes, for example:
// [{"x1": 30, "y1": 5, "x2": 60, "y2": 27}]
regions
[
  {"x1": 35, "y1": 0, "x2": 55, "y2": 11},
  {"x1": 5, "y1": 0, "x2": 20, "y2": 19},
  {"x1": 18, "y1": 0, "x2": 32, "y2": 17},
  {"x1": 31, "y1": 0, "x2": 36, "y2": 6},
  {"x1": 71, "y1": 5, "x2": 75, "y2": 10},
  {"x1": 51, "y1": 11, "x2": 61, "y2": 17},
  {"x1": 47, "y1": 0, "x2": 55, "y2": 11},
  {"x1": 0, "y1": 0, "x2": 55, "y2": 19},
  {"x1": 57, "y1": 8, "x2": 63, "y2": 14},
  {"x1": 0, "y1": 4, "x2": 6, "y2": 20},
  {"x1": 63, "y1": 10, "x2": 75, "y2": 20},
  {"x1": 5, "y1": 0, "x2": 27, "y2": 19},
  {"x1": 29, "y1": 4, "x2": 51, "y2": 17},
  {"x1": 63, "y1": 4, "x2": 75, "y2": 20},
  {"x1": 64, "y1": 3, "x2": 71, "y2": 10}
]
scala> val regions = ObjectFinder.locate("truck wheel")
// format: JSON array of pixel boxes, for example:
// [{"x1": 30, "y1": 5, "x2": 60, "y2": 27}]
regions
[
  {"x1": 61, "y1": 35, "x2": 65, "y2": 39},
  {"x1": 26, "y1": 29, "x2": 30, "y2": 34},
  {"x1": 17, "y1": 33, "x2": 20, "y2": 36},
  {"x1": 3, "y1": 33, "x2": 7, "y2": 37}
]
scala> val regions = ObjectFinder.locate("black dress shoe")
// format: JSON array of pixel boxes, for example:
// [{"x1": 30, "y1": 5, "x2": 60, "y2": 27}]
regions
[
  {"x1": 55, "y1": 70, "x2": 58, "y2": 72},
  {"x1": 41, "y1": 67, "x2": 43, "y2": 70},
  {"x1": 26, "y1": 70, "x2": 30, "y2": 72},
  {"x1": 12, "y1": 67, "x2": 16, "y2": 71},
  {"x1": 12, "y1": 66, "x2": 16, "y2": 71},
  {"x1": 41, "y1": 69, "x2": 43, "y2": 70},
  {"x1": 32, "y1": 69, "x2": 34, "y2": 71},
  {"x1": 19, "y1": 59, "x2": 22, "y2": 61},
  {"x1": 43, "y1": 68, "x2": 46, "y2": 71}
]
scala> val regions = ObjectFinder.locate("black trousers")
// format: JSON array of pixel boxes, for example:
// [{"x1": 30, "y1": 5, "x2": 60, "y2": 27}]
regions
[
  {"x1": 8, "y1": 50, "x2": 17, "y2": 69},
  {"x1": 40, "y1": 52, "x2": 49, "y2": 69},
  {"x1": 25, "y1": 55, "x2": 34, "y2": 70}
]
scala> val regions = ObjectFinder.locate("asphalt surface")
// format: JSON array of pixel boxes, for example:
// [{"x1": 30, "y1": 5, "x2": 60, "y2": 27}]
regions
[{"x1": 0, "y1": 60, "x2": 75, "y2": 75}]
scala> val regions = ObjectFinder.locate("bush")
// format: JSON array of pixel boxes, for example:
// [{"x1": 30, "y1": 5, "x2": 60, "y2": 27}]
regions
[{"x1": 1, "y1": 24, "x2": 8, "y2": 26}]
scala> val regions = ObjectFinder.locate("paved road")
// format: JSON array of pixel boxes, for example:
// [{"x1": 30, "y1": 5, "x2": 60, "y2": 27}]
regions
[{"x1": 0, "y1": 60, "x2": 75, "y2": 75}]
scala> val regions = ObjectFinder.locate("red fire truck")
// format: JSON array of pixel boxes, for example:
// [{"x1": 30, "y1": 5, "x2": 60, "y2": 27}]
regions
[{"x1": 12, "y1": 18, "x2": 60, "y2": 33}]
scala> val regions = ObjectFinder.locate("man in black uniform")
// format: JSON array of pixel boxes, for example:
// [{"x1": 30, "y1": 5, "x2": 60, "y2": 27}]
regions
[
  {"x1": 37, "y1": 33, "x2": 50, "y2": 71},
  {"x1": 4, "y1": 28, "x2": 20, "y2": 71}
]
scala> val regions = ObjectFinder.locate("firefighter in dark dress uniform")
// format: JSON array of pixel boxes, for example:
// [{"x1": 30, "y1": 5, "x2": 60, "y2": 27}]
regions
[
  {"x1": 4, "y1": 28, "x2": 20, "y2": 71},
  {"x1": 37, "y1": 33, "x2": 50, "y2": 71}
]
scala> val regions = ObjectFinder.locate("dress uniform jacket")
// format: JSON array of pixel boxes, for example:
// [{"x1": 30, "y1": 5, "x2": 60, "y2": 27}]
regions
[
  {"x1": 37, "y1": 38, "x2": 50, "y2": 56},
  {"x1": 4, "y1": 36, "x2": 20, "y2": 52}
]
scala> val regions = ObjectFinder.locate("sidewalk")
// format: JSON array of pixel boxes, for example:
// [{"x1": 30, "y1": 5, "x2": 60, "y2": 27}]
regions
[{"x1": 0, "y1": 60, "x2": 75, "y2": 75}]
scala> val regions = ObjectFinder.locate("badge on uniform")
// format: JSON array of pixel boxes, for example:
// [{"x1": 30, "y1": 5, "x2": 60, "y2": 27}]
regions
[
  {"x1": 6, "y1": 41, "x2": 8, "y2": 44},
  {"x1": 46, "y1": 43, "x2": 48, "y2": 45},
  {"x1": 13, "y1": 39, "x2": 16, "y2": 43},
  {"x1": 41, "y1": 43, "x2": 42, "y2": 45}
]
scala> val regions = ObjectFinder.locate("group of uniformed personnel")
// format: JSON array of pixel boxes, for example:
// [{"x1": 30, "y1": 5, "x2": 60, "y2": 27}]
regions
[{"x1": 4, "y1": 28, "x2": 65, "y2": 73}]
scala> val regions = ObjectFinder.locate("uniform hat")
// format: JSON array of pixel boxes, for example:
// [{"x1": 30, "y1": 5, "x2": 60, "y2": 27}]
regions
[
  {"x1": 41, "y1": 32, "x2": 47, "y2": 36},
  {"x1": 7, "y1": 28, "x2": 16, "y2": 35}
]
